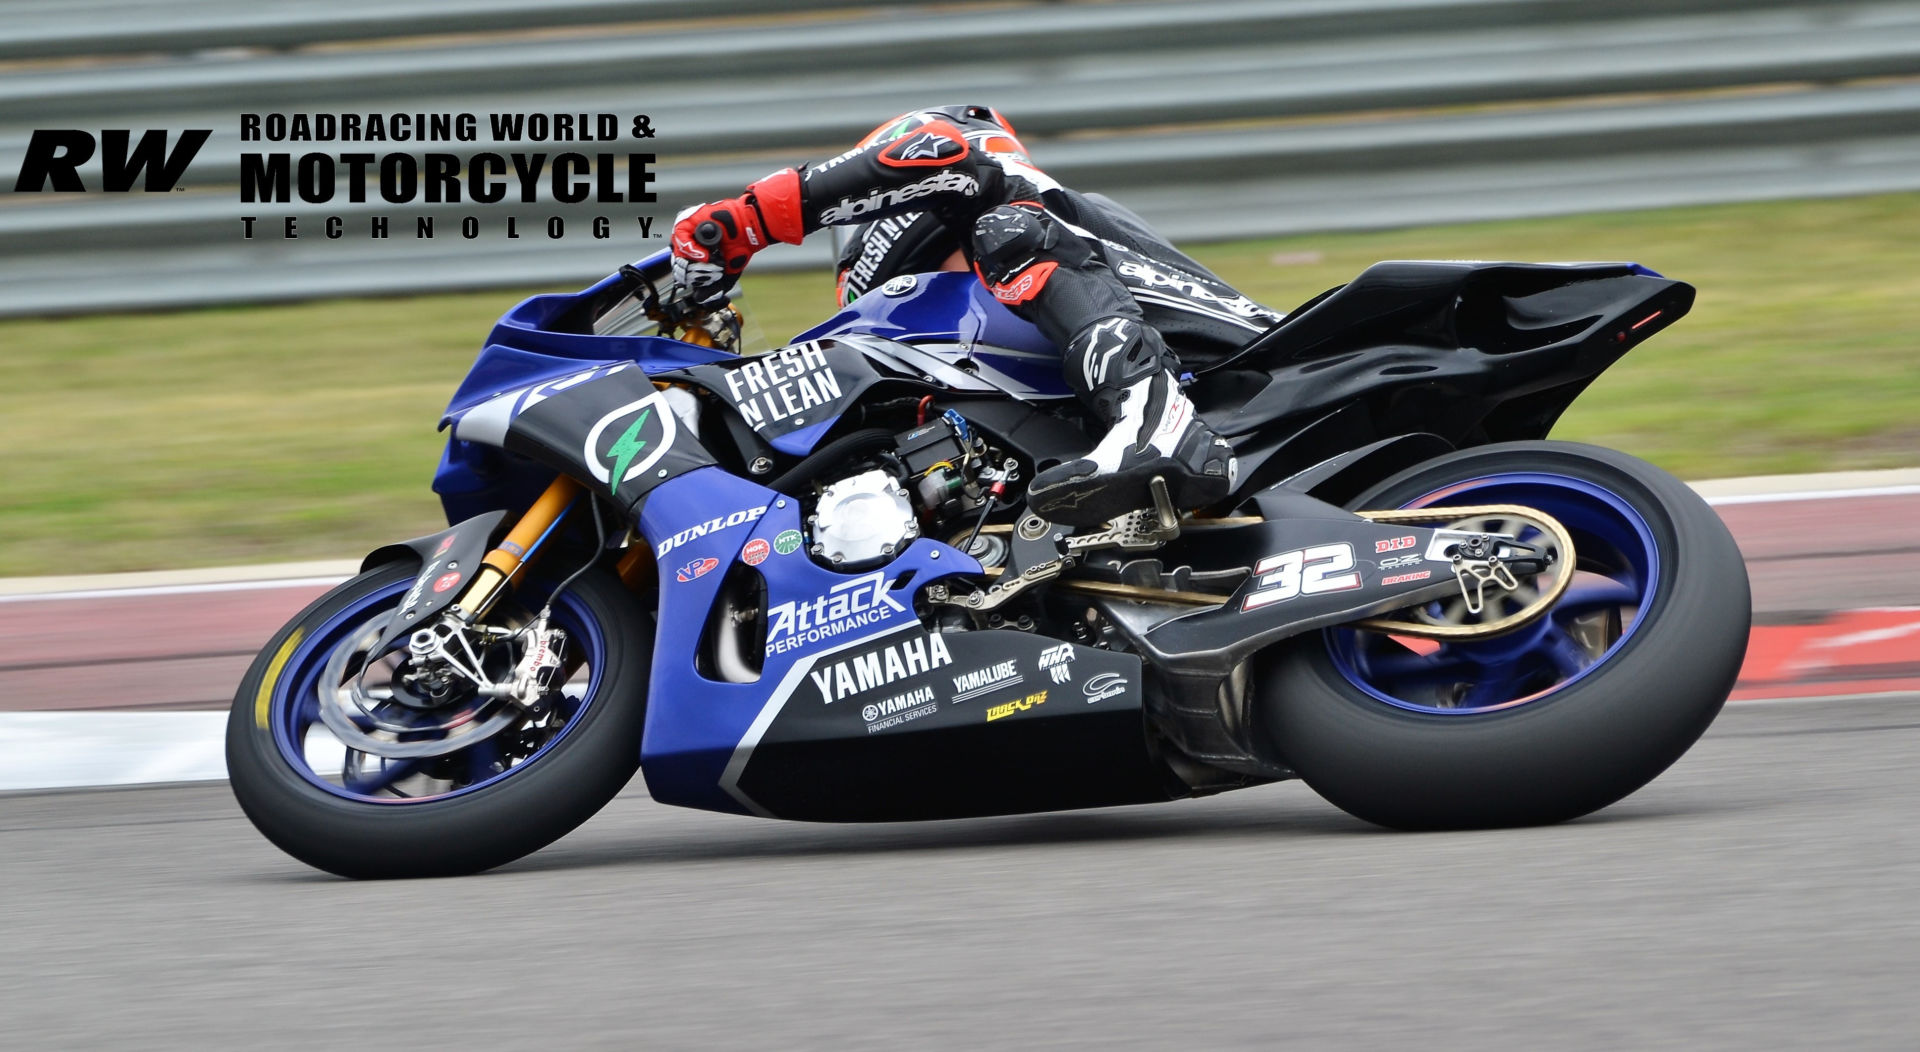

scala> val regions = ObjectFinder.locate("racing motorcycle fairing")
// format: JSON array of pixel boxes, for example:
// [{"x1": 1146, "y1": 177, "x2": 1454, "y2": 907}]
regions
[
  {"x1": 632, "y1": 465, "x2": 1171, "y2": 821},
  {"x1": 1188, "y1": 261, "x2": 1694, "y2": 497},
  {"x1": 670, "y1": 339, "x2": 883, "y2": 455},
  {"x1": 446, "y1": 362, "x2": 716, "y2": 518},
  {"x1": 1259, "y1": 432, "x2": 1458, "y2": 509},
  {"x1": 1210, "y1": 261, "x2": 1677, "y2": 374},
  {"x1": 797, "y1": 271, "x2": 1074, "y2": 400},
  {"x1": 431, "y1": 259, "x2": 741, "y2": 525},
  {"x1": 726, "y1": 624, "x2": 1168, "y2": 822},
  {"x1": 479, "y1": 266, "x2": 741, "y2": 373},
  {"x1": 635, "y1": 465, "x2": 1034, "y2": 817}
]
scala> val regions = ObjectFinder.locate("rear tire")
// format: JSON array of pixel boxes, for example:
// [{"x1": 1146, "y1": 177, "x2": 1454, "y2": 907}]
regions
[
  {"x1": 226, "y1": 565, "x2": 651, "y2": 878},
  {"x1": 1259, "y1": 441, "x2": 1749, "y2": 829}
]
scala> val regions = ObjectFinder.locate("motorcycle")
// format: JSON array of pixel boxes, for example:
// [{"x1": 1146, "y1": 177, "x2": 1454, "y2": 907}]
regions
[{"x1": 226, "y1": 249, "x2": 1751, "y2": 878}]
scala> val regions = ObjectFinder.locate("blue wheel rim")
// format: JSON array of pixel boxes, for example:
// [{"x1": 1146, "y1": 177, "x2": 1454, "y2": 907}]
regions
[
  {"x1": 1327, "y1": 472, "x2": 1661, "y2": 715},
  {"x1": 267, "y1": 579, "x2": 607, "y2": 803}
]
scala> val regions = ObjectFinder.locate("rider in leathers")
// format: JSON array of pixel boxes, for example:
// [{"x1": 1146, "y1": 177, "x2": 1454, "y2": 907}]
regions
[{"x1": 672, "y1": 104, "x2": 1286, "y2": 527}]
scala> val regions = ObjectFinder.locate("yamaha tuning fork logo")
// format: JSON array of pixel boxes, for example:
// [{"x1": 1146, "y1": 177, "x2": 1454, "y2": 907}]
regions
[{"x1": 10, "y1": 111, "x2": 663, "y2": 244}]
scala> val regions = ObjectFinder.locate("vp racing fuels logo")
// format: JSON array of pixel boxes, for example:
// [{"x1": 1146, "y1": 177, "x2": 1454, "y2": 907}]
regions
[
  {"x1": 675, "y1": 557, "x2": 719, "y2": 583},
  {"x1": 818, "y1": 171, "x2": 978, "y2": 225},
  {"x1": 584, "y1": 390, "x2": 675, "y2": 497},
  {"x1": 766, "y1": 571, "x2": 908, "y2": 656}
]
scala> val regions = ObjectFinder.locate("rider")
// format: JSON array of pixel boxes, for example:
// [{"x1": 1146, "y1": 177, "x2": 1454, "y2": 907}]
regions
[{"x1": 671, "y1": 104, "x2": 1286, "y2": 527}]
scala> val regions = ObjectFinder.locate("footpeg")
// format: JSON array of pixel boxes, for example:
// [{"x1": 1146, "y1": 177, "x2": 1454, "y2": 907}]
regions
[{"x1": 1149, "y1": 475, "x2": 1179, "y2": 533}]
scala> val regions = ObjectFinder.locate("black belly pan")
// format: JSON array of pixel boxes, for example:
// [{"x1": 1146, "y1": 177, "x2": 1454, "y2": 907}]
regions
[{"x1": 735, "y1": 628, "x2": 1172, "y2": 821}]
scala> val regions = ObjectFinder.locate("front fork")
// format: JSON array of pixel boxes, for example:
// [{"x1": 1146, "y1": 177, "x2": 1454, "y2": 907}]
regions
[{"x1": 449, "y1": 474, "x2": 656, "y2": 623}]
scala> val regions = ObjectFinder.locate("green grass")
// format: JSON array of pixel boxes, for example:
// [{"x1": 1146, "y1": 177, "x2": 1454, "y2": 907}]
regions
[{"x1": 2, "y1": 193, "x2": 1915, "y2": 576}]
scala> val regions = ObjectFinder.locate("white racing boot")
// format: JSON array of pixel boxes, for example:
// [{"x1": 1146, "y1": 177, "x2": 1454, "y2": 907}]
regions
[{"x1": 1027, "y1": 368, "x2": 1236, "y2": 528}]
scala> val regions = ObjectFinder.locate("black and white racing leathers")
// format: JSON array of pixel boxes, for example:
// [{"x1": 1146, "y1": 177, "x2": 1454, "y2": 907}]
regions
[{"x1": 689, "y1": 104, "x2": 1287, "y2": 524}]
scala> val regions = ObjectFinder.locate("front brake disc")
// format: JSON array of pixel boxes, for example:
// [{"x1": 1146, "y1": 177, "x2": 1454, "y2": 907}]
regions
[{"x1": 317, "y1": 621, "x2": 526, "y2": 760}]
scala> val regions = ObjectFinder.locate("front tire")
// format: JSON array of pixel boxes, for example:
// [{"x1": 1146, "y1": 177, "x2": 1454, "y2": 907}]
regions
[
  {"x1": 1259, "y1": 441, "x2": 1749, "y2": 830},
  {"x1": 226, "y1": 565, "x2": 652, "y2": 878}
]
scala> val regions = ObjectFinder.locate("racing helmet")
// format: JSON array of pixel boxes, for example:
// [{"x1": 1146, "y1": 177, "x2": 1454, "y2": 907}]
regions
[
  {"x1": 835, "y1": 105, "x2": 1034, "y2": 306},
  {"x1": 857, "y1": 104, "x2": 1030, "y2": 158}
]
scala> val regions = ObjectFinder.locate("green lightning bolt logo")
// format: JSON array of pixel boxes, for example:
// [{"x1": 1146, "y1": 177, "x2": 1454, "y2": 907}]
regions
[{"x1": 604, "y1": 407, "x2": 652, "y2": 496}]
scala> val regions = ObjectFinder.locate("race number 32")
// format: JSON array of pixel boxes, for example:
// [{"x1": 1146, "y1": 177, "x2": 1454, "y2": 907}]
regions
[{"x1": 1242, "y1": 543, "x2": 1361, "y2": 611}]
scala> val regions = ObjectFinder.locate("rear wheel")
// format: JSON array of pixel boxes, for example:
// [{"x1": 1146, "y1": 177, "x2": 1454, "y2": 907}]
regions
[
  {"x1": 226, "y1": 565, "x2": 651, "y2": 878},
  {"x1": 1258, "y1": 441, "x2": 1749, "y2": 829}
]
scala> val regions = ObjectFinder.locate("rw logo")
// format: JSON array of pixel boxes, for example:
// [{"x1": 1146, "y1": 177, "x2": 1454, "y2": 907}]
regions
[{"x1": 12, "y1": 129, "x2": 212, "y2": 192}]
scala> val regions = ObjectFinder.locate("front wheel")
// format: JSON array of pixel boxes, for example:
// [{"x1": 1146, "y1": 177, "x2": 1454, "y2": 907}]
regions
[
  {"x1": 226, "y1": 565, "x2": 651, "y2": 878},
  {"x1": 1258, "y1": 441, "x2": 1750, "y2": 830}
]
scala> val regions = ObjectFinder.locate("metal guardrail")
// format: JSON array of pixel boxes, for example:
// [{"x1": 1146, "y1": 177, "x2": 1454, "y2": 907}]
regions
[
  {"x1": 0, "y1": 0, "x2": 1825, "y2": 63},
  {"x1": 0, "y1": 0, "x2": 914, "y2": 61},
  {"x1": 0, "y1": 0, "x2": 1916, "y2": 316}
]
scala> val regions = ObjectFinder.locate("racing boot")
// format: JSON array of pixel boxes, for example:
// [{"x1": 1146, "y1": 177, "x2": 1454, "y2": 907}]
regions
[{"x1": 1028, "y1": 360, "x2": 1237, "y2": 528}]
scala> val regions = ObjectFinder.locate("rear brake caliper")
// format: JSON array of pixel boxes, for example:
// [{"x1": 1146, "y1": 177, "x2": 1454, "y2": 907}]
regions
[
  {"x1": 1434, "y1": 530, "x2": 1526, "y2": 615},
  {"x1": 1353, "y1": 505, "x2": 1575, "y2": 639}
]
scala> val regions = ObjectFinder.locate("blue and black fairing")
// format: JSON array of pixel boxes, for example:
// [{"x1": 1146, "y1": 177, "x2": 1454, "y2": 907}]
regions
[
  {"x1": 667, "y1": 340, "x2": 883, "y2": 456},
  {"x1": 799, "y1": 271, "x2": 1073, "y2": 400},
  {"x1": 437, "y1": 259, "x2": 1081, "y2": 521},
  {"x1": 432, "y1": 256, "x2": 740, "y2": 524}
]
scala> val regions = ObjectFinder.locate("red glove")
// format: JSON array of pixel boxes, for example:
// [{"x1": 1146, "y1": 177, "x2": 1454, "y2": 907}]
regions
[{"x1": 671, "y1": 169, "x2": 805, "y2": 305}]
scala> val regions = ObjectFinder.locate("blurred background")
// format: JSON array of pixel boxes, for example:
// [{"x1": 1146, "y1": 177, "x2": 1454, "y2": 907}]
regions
[
  {"x1": 1, "y1": 0, "x2": 1916, "y2": 574},
  {"x1": 2, "y1": 7, "x2": 1918, "y2": 1046}
]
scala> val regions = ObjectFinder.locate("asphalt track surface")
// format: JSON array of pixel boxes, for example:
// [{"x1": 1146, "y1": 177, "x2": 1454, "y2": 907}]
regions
[{"x1": 3, "y1": 692, "x2": 1917, "y2": 1049}]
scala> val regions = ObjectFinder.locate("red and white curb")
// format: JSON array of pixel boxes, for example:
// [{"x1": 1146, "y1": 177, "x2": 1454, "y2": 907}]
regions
[{"x1": 1734, "y1": 608, "x2": 1920, "y2": 701}]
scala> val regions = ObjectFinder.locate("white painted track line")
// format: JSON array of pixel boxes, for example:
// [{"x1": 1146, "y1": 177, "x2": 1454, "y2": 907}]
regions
[
  {"x1": 0, "y1": 558, "x2": 360, "y2": 598},
  {"x1": 0, "y1": 575, "x2": 352, "y2": 605},
  {"x1": 0, "y1": 712, "x2": 231, "y2": 791},
  {"x1": 1688, "y1": 466, "x2": 1920, "y2": 500},
  {"x1": 0, "y1": 712, "x2": 348, "y2": 792},
  {"x1": 1703, "y1": 484, "x2": 1920, "y2": 506}
]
